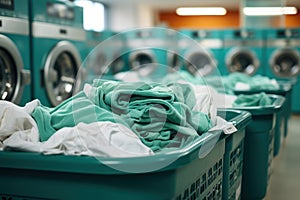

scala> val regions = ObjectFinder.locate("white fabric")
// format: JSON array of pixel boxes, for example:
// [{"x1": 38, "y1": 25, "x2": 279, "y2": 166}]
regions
[
  {"x1": 114, "y1": 70, "x2": 152, "y2": 82},
  {"x1": 208, "y1": 116, "x2": 236, "y2": 135},
  {"x1": 0, "y1": 100, "x2": 154, "y2": 157},
  {"x1": 190, "y1": 85, "x2": 238, "y2": 135},
  {"x1": 191, "y1": 84, "x2": 237, "y2": 109},
  {"x1": 234, "y1": 82, "x2": 251, "y2": 91},
  {"x1": 0, "y1": 100, "x2": 40, "y2": 150}
]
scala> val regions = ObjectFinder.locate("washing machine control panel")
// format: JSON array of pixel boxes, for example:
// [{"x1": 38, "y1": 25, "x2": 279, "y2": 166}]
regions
[
  {"x1": 46, "y1": 2, "x2": 74, "y2": 20},
  {"x1": 0, "y1": 0, "x2": 28, "y2": 19},
  {"x1": 0, "y1": 0, "x2": 14, "y2": 10}
]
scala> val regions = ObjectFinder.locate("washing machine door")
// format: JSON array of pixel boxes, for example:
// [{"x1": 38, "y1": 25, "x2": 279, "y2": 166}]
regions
[
  {"x1": 226, "y1": 48, "x2": 259, "y2": 75},
  {"x1": 129, "y1": 49, "x2": 157, "y2": 76},
  {"x1": 184, "y1": 49, "x2": 216, "y2": 76},
  {"x1": 0, "y1": 35, "x2": 30, "y2": 104},
  {"x1": 270, "y1": 48, "x2": 300, "y2": 78},
  {"x1": 44, "y1": 41, "x2": 81, "y2": 106}
]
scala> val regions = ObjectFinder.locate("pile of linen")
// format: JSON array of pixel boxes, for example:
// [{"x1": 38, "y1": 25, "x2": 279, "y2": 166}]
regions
[{"x1": 0, "y1": 79, "x2": 230, "y2": 157}]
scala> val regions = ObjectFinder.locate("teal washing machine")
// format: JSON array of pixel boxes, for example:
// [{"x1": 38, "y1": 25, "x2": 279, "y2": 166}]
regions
[
  {"x1": 178, "y1": 29, "x2": 219, "y2": 77},
  {"x1": 96, "y1": 30, "x2": 125, "y2": 76},
  {"x1": 222, "y1": 28, "x2": 265, "y2": 76},
  {"x1": 264, "y1": 28, "x2": 300, "y2": 113},
  {"x1": 81, "y1": 30, "x2": 125, "y2": 82},
  {"x1": 122, "y1": 28, "x2": 172, "y2": 82},
  {"x1": 0, "y1": 0, "x2": 31, "y2": 106},
  {"x1": 83, "y1": 30, "x2": 113, "y2": 77},
  {"x1": 181, "y1": 30, "x2": 223, "y2": 75},
  {"x1": 29, "y1": 0, "x2": 86, "y2": 107}
]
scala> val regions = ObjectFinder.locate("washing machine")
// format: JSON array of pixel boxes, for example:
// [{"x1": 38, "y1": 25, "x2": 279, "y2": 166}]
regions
[
  {"x1": 82, "y1": 30, "x2": 126, "y2": 81},
  {"x1": 0, "y1": 0, "x2": 31, "y2": 106},
  {"x1": 222, "y1": 28, "x2": 265, "y2": 76},
  {"x1": 122, "y1": 28, "x2": 172, "y2": 81},
  {"x1": 178, "y1": 29, "x2": 219, "y2": 77},
  {"x1": 29, "y1": 0, "x2": 86, "y2": 107},
  {"x1": 264, "y1": 28, "x2": 300, "y2": 113}
]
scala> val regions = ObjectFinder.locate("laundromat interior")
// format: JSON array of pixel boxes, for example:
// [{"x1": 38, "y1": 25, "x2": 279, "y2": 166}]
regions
[{"x1": 1, "y1": 0, "x2": 300, "y2": 199}]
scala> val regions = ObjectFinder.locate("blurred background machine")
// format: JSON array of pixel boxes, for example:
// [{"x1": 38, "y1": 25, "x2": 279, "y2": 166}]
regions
[
  {"x1": 121, "y1": 28, "x2": 171, "y2": 81},
  {"x1": 0, "y1": 0, "x2": 31, "y2": 106},
  {"x1": 83, "y1": 30, "x2": 114, "y2": 75},
  {"x1": 81, "y1": 30, "x2": 125, "y2": 81},
  {"x1": 29, "y1": 0, "x2": 86, "y2": 107},
  {"x1": 222, "y1": 28, "x2": 265, "y2": 76},
  {"x1": 180, "y1": 29, "x2": 220, "y2": 76},
  {"x1": 264, "y1": 28, "x2": 300, "y2": 113},
  {"x1": 179, "y1": 29, "x2": 220, "y2": 77}
]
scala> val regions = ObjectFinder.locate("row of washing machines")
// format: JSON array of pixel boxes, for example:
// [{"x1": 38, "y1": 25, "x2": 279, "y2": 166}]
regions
[
  {"x1": 1, "y1": 0, "x2": 300, "y2": 113},
  {"x1": 177, "y1": 28, "x2": 300, "y2": 113},
  {"x1": 87, "y1": 28, "x2": 300, "y2": 113},
  {"x1": 0, "y1": 0, "x2": 88, "y2": 107}
]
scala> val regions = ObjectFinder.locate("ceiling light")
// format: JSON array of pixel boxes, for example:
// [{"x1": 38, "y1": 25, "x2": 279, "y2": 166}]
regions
[
  {"x1": 243, "y1": 7, "x2": 298, "y2": 16},
  {"x1": 176, "y1": 7, "x2": 227, "y2": 16}
]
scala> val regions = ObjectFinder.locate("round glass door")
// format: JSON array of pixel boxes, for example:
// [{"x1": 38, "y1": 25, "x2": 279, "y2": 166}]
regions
[
  {"x1": 130, "y1": 51, "x2": 155, "y2": 69},
  {"x1": 226, "y1": 48, "x2": 259, "y2": 75},
  {"x1": 185, "y1": 51, "x2": 216, "y2": 76},
  {"x1": 127, "y1": 50, "x2": 158, "y2": 80},
  {"x1": 45, "y1": 41, "x2": 81, "y2": 106},
  {"x1": 0, "y1": 34, "x2": 25, "y2": 104},
  {"x1": 0, "y1": 48, "x2": 17, "y2": 101},
  {"x1": 270, "y1": 48, "x2": 300, "y2": 78},
  {"x1": 52, "y1": 52, "x2": 77, "y2": 102}
]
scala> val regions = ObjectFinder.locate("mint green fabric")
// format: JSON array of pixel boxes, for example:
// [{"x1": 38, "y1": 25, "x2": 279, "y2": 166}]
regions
[
  {"x1": 89, "y1": 80, "x2": 212, "y2": 151},
  {"x1": 233, "y1": 92, "x2": 272, "y2": 107},
  {"x1": 163, "y1": 71, "x2": 279, "y2": 95},
  {"x1": 222, "y1": 72, "x2": 279, "y2": 93},
  {"x1": 32, "y1": 80, "x2": 212, "y2": 152},
  {"x1": 32, "y1": 91, "x2": 124, "y2": 142},
  {"x1": 222, "y1": 72, "x2": 251, "y2": 93},
  {"x1": 162, "y1": 70, "x2": 226, "y2": 93},
  {"x1": 162, "y1": 70, "x2": 206, "y2": 85}
]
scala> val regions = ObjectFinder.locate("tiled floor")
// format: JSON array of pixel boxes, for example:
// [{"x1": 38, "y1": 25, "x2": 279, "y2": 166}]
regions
[{"x1": 264, "y1": 114, "x2": 300, "y2": 200}]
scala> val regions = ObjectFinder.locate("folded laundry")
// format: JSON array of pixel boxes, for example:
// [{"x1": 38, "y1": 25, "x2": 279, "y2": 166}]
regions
[{"x1": 31, "y1": 80, "x2": 213, "y2": 152}]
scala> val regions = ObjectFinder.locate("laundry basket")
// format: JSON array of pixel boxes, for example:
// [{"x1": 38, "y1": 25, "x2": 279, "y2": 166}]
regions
[
  {"x1": 229, "y1": 94, "x2": 285, "y2": 200},
  {"x1": 0, "y1": 110, "x2": 252, "y2": 200},
  {"x1": 220, "y1": 109, "x2": 252, "y2": 200},
  {"x1": 234, "y1": 81, "x2": 292, "y2": 157}
]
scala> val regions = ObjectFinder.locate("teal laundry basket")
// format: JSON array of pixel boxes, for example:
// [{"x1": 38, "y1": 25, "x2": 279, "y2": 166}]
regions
[
  {"x1": 0, "y1": 110, "x2": 251, "y2": 200},
  {"x1": 229, "y1": 94, "x2": 285, "y2": 200},
  {"x1": 0, "y1": 136, "x2": 225, "y2": 200},
  {"x1": 219, "y1": 109, "x2": 252, "y2": 200},
  {"x1": 234, "y1": 81, "x2": 291, "y2": 157}
]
